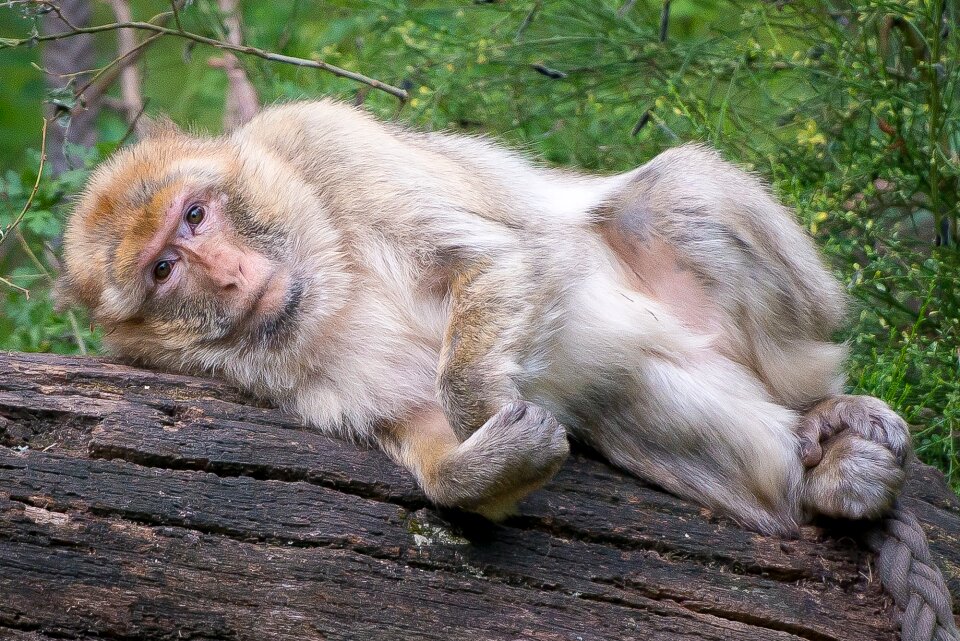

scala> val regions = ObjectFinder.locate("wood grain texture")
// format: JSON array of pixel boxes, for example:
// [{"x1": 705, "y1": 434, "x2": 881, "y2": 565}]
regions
[{"x1": 0, "y1": 350, "x2": 957, "y2": 641}]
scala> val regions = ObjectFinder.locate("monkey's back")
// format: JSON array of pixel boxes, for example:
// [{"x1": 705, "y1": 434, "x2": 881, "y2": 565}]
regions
[{"x1": 232, "y1": 101, "x2": 847, "y2": 416}]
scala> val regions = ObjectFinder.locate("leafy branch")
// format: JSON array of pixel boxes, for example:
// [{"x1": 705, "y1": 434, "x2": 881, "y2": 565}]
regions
[
  {"x1": 1, "y1": 1, "x2": 410, "y2": 101},
  {"x1": 0, "y1": 117, "x2": 47, "y2": 256},
  {"x1": 0, "y1": 116, "x2": 46, "y2": 300}
]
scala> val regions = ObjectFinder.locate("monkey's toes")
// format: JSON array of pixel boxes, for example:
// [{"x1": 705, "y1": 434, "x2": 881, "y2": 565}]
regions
[
  {"x1": 802, "y1": 433, "x2": 904, "y2": 520},
  {"x1": 798, "y1": 394, "x2": 910, "y2": 469}
]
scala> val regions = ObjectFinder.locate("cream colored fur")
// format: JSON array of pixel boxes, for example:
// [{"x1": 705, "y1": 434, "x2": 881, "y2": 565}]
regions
[{"x1": 60, "y1": 100, "x2": 910, "y2": 534}]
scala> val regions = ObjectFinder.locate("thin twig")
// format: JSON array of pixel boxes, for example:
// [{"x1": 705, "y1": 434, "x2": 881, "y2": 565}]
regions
[
  {"x1": 75, "y1": 32, "x2": 162, "y2": 104},
  {"x1": 58, "y1": 0, "x2": 183, "y2": 104},
  {"x1": 66, "y1": 310, "x2": 88, "y2": 355},
  {"x1": 170, "y1": 0, "x2": 184, "y2": 32},
  {"x1": 118, "y1": 96, "x2": 149, "y2": 146},
  {"x1": 13, "y1": 230, "x2": 87, "y2": 352},
  {"x1": 15, "y1": 230, "x2": 48, "y2": 277},
  {"x1": 34, "y1": 0, "x2": 80, "y2": 31},
  {"x1": 515, "y1": 0, "x2": 541, "y2": 43},
  {"x1": 0, "y1": 117, "x2": 48, "y2": 301},
  {"x1": 15, "y1": 0, "x2": 176, "y2": 29},
  {"x1": 1, "y1": 118, "x2": 47, "y2": 247},
  {"x1": 659, "y1": 0, "x2": 672, "y2": 43},
  {"x1": 107, "y1": 0, "x2": 145, "y2": 125},
  {"x1": 3, "y1": 16, "x2": 409, "y2": 101},
  {"x1": 0, "y1": 276, "x2": 30, "y2": 298},
  {"x1": 80, "y1": 0, "x2": 212, "y2": 105},
  {"x1": 216, "y1": 0, "x2": 260, "y2": 130}
]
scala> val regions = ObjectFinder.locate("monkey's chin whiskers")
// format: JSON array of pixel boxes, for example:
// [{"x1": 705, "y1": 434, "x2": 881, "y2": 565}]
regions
[{"x1": 243, "y1": 277, "x2": 305, "y2": 351}]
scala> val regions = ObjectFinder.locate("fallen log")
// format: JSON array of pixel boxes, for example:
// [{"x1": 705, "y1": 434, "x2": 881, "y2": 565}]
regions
[{"x1": 0, "y1": 351, "x2": 957, "y2": 641}]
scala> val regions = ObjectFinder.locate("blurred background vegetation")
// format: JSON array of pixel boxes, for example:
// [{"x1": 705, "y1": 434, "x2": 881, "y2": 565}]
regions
[{"x1": 0, "y1": 0, "x2": 957, "y2": 491}]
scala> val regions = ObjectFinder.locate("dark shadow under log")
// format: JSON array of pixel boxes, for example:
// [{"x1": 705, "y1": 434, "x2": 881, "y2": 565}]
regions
[{"x1": 0, "y1": 351, "x2": 957, "y2": 641}]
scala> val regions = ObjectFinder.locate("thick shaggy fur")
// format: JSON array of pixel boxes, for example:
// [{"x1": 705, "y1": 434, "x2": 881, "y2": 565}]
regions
[{"x1": 59, "y1": 100, "x2": 909, "y2": 534}]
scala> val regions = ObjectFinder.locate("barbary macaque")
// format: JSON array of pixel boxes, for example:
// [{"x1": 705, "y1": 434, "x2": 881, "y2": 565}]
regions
[{"x1": 57, "y1": 100, "x2": 910, "y2": 534}]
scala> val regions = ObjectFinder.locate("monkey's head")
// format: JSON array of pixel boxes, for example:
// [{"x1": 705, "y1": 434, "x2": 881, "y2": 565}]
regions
[{"x1": 57, "y1": 121, "x2": 350, "y2": 391}]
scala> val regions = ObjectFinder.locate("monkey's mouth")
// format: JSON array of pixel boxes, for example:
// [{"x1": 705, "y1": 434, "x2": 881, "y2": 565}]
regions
[
  {"x1": 242, "y1": 269, "x2": 289, "y2": 322},
  {"x1": 243, "y1": 275, "x2": 304, "y2": 347}
]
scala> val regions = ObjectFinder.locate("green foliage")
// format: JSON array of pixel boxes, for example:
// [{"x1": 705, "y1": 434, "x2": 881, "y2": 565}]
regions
[
  {"x1": 0, "y1": 0, "x2": 956, "y2": 489},
  {"x1": 0, "y1": 148, "x2": 101, "y2": 354}
]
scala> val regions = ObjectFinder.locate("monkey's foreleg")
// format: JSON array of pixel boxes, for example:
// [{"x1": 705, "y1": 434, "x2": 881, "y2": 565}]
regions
[
  {"x1": 436, "y1": 259, "x2": 560, "y2": 439},
  {"x1": 798, "y1": 395, "x2": 910, "y2": 520},
  {"x1": 381, "y1": 402, "x2": 569, "y2": 519},
  {"x1": 423, "y1": 258, "x2": 570, "y2": 517}
]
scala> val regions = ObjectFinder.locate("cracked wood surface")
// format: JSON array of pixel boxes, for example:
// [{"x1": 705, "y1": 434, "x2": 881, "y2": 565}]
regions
[{"x1": 0, "y1": 351, "x2": 958, "y2": 641}]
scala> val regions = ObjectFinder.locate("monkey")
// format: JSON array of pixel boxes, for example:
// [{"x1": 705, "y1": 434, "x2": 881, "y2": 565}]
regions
[{"x1": 55, "y1": 99, "x2": 911, "y2": 535}]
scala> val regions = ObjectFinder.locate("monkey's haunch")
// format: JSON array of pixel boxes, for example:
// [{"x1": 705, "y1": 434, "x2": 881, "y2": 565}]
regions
[{"x1": 865, "y1": 501, "x2": 960, "y2": 641}]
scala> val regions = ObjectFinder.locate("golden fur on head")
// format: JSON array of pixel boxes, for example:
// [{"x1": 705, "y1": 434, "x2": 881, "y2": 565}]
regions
[{"x1": 60, "y1": 125, "x2": 231, "y2": 319}]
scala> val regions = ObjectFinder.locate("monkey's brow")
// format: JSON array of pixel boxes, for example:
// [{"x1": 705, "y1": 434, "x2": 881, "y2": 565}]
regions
[{"x1": 128, "y1": 174, "x2": 179, "y2": 209}]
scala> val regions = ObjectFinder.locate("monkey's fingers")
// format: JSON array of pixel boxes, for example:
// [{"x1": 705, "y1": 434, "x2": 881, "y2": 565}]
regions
[
  {"x1": 799, "y1": 438, "x2": 824, "y2": 468},
  {"x1": 796, "y1": 413, "x2": 825, "y2": 468}
]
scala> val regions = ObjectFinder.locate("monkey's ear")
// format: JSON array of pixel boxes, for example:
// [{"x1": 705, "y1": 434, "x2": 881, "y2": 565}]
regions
[{"x1": 138, "y1": 114, "x2": 183, "y2": 140}]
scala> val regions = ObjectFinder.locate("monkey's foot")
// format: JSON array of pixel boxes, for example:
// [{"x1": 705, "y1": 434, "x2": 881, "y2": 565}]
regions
[
  {"x1": 798, "y1": 395, "x2": 909, "y2": 520},
  {"x1": 437, "y1": 401, "x2": 570, "y2": 520}
]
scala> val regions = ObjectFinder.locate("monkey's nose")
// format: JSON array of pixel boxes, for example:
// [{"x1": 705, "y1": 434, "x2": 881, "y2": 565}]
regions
[{"x1": 203, "y1": 258, "x2": 244, "y2": 292}]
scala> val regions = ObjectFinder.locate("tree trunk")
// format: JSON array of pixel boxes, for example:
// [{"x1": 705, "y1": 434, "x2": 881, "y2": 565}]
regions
[
  {"x1": 41, "y1": 0, "x2": 98, "y2": 175},
  {"x1": 215, "y1": 0, "x2": 260, "y2": 130},
  {"x1": 0, "y1": 351, "x2": 957, "y2": 641}
]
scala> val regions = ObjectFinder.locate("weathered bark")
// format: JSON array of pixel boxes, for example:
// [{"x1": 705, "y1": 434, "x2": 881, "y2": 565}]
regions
[{"x1": 0, "y1": 351, "x2": 957, "y2": 641}]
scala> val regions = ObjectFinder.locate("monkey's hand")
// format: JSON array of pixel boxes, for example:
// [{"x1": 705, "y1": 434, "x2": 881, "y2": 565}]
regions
[
  {"x1": 798, "y1": 395, "x2": 910, "y2": 520},
  {"x1": 430, "y1": 401, "x2": 570, "y2": 520},
  {"x1": 383, "y1": 401, "x2": 569, "y2": 520}
]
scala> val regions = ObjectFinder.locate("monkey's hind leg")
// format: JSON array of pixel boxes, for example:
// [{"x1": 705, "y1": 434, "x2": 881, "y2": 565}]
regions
[
  {"x1": 798, "y1": 395, "x2": 910, "y2": 520},
  {"x1": 381, "y1": 401, "x2": 570, "y2": 520}
]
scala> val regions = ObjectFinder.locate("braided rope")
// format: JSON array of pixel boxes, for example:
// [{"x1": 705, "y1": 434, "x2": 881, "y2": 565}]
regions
[{"x1": 864, "y1": 500, "x2": 960, "y2": 641}]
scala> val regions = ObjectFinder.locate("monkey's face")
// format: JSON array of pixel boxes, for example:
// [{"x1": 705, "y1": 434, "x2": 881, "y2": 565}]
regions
[
  {"x1": 129, "y1": 184, "x2": 295, "y2": 341},
  {"x1": 58, "y1": 129, "x2": 316, "y2": 373}
]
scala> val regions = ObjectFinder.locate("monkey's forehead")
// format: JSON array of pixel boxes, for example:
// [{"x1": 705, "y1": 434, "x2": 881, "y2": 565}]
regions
[{"x1": 83, "y1": 142, "x2": 229, "y2": 228}]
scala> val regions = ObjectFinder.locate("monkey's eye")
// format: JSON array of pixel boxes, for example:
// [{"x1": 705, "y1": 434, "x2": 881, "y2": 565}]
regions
[
  {"x1": 153, "y1": 260, "x2": 173, "y2": 282},
  {"x1": 185, "y1": 204, "x2": 205, "y2": 226}
]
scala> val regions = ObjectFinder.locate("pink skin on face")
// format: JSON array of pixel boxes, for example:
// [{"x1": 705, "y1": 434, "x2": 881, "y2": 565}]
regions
[{"x1": 143, "y1": 190, "x2": 290, "y2": 328}]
